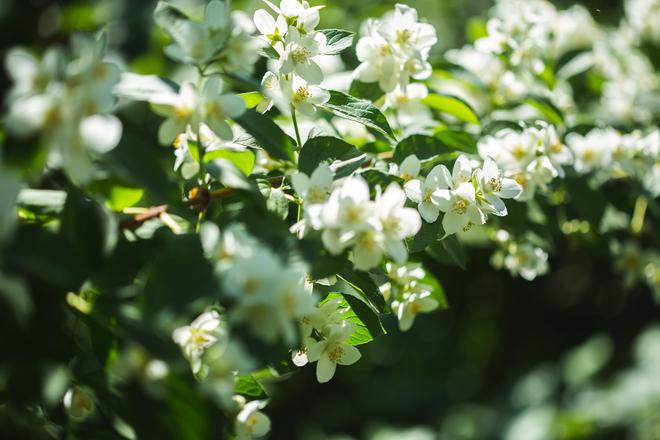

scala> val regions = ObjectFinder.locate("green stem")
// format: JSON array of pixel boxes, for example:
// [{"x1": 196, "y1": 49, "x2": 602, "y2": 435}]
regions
[{"x1": 291, "y1": 105, "x2": 303, "y2": 149}]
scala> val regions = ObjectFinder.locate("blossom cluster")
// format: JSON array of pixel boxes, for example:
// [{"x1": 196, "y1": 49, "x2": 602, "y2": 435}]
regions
[
  {"x1": 293, "y1": 164, "x2": 422, "y2": 270},
  {"x1": 478, "y1": 122, "x2": 572, "y2": 201},
  {"x1": 567, "y1": 128, "x2": 659, "y2": 196},
  {"x1": 5, "y1": 33, "x2": 122, "y2": 183},
  {"x1": 254, "y1": 0, "x2": 331, "y2": 116},
  {"x1": 490, "y1": 230, "x2": 549, "y2": 281},
  {"x1": 292, "y1": 296, "x2": 362, "y2": 383},
  {"x1": 354, "y1": 4, "x2": 437, "y2": 130},
  {"x1": 381, "y1": 263, "x2": 440, "y2": 331},
  {"x1": 398, "y1": 154, "x2": 522, "y2": 234}
]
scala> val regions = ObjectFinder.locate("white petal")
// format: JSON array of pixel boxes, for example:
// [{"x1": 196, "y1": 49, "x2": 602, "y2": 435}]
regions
[
  {"x1": 418, "y1": 201, "x2": 440, "y2": 223},
  {"x1": 253, "y1": 9, "x2": 276, "y2": 35},
  {"x1": 338, "y1": 344, "x2": 361, "y2": 365},
  {"x1": 404, "y1": 179, "x2": 423, "y2": 203},
  {"x1": 316, "y1": 354, "x2": 337, "y2": 383},
  {"x1": 296, "y1": 60, "x2": 324, "y2": 85},
  {"x1": 442, "y1": 211, "x2": 465, "y2": 235},
  {"x1": 79, "y1": 115, "x2": 123, "y2": 153}
]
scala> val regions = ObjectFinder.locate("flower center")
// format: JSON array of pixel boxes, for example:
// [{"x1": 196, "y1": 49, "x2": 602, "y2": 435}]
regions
[
  {"x1": 488, "y1": 176, "x2": 502, "y2": 192},
  {"x1": 328, "y1": 345, "x2": 343, "y2": 363},
  {"x1": 452, "y1": 199, "x2": 468, "y2": 215},
  {"x1": 291, "y1": 46, "x2": 311, "y2": 64},
  {"x1": 306, "y1": 186, "x2": 326, "y2": 203},
  {"x1": 396, "y1": 29, "x2": 412, "y2": 46},
  {"x1": 294, "y1": 85, "x2": 311, "y2": 102}
]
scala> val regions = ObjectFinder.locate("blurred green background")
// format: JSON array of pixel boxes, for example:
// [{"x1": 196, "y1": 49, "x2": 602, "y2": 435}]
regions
[{"x1": 4, "y1": 1, "x2": 659, "y2": 439}]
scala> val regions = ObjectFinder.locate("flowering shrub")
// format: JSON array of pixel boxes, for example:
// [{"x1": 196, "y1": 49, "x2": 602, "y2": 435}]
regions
[{"x1": 0, "y1": 0, "x2": 658, "y2": 438}]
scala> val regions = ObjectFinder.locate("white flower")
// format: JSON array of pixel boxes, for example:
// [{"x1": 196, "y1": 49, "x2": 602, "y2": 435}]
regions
[
  {"x1": 404, "y1": 165, "x2": 451, "y2": 223},
  {"x1": 354, "y1": 4, "x2": 436, "y2": 93},
  {"x1": 566, "y1": 129, "x2": 618, "y2": 174},
  {"x1": 63, "y1": 386, "x2": 96, "y2": 422},
  {"x1": 354, "y1": 20, "x2": 399, "y2": 92},
  {"x1": 4, "y1": 47, "x2": 61, "y2": 102},
  {"x1": 393, "y1": 155, "x2": 421, "y2": 182},
  {"x1": 198, "y1": 76, "x2": 246, "y2": 140},
  {"x1": 154, "y1": 0, "x2": 233, "y2": 65},
  {"x1": 280, "y1": 74, "x2": 330, "y2": 115},
  {"x1": 435, "y1": 181, "x2": 487, "y2": 235},
  {"x1": 235, "y1": 399, "x2": 271, "y2": 440},
  {"x1": 476, "y1": 157, "x2": 522, "y2": 216},
  {"x1": 299, "y1": 296, "x2": 347, "y2": 338},
  {"x1": 151, "y1": 82, "x2": 198, "y2": 145},
  {"x1": 172, "y1": 310, "x2": 225, "y2": 374},
  {"x1": 626, "y1": 0, "x2": 660, "y2": 44},
  {"x1": 280, "y1": 26, "x2": 327, "y2": 84},
  {"x1": 253, "y1": 9, "x2": 287, "y2": 48},
  {"x1": 306, "y1": 320, "x2": 361, "y2": 383},
  {"x1": 320, "y1": 176, "x2": 374, "y2": 254},
  {"x1": 263, "y1": 0, "x2": 324, "y2": 33},
  {"x1": 383, "y1": 83, "x2": 433, "y2": 129},
  {"x1": 374, "y1": 183, "x2": 422, "y2": 264},
  {"x1": 392, "y1": 291, "x2": 439, "y2": 331},
  {"x1": 292, "y1": 163, "x2": 333, "y2": 205},
  {"x1": 503, "y1": 242, "x2": 549, "y2": 281}
]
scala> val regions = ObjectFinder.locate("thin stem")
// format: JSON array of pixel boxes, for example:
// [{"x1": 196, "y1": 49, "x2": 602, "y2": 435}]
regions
[{"x1": 291, "y1": 105, "x2": 303, "y2": 149}]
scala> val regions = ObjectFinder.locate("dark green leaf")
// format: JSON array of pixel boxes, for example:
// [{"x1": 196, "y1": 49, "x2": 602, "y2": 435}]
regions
[
  {"x1": 349, "y1": 80, "x2": 384, "y2": 102},
  {"x1": 320, "y1": 29, "x2": 355, "y2": 55},
  {"x1": 234, "y1": 109, "x2": 296, "y2": 162},
  {"x1": 408, "y1": 220, "x2": 442, "y2": 254},
  {"x1": 338, "y1": 268, "x2": 387, "y2": 313},
  {"x1": 321, "y1": 90, "x2": 395, "y2": 141},
  {"x1": 299, "y1": 136, "x2": 365, "y2": 178},
  {"x1": 393, "y1": 134, "x2": 454, "y2": 164}
]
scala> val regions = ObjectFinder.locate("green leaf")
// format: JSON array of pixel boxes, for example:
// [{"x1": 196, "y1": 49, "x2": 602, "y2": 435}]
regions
[
  {"x1": 143, "y1": 233, "x2": 218, "y2": 318},
  {"x1": 423, "y1": 93, "x2": 480, "y2": 125},
  {"x1": 234, "y1": 374, "x2": 266, "y2": 398},
  {"x1": 338, "y1": 268, "x2": 387, "y2": 313},
  {"x1": 204, "y1": 149, "x2": 255, "y2": 176},
  {"x1": 320, "y1": 29, "x2": 355, "y2": 55},
  {"x1": 427, "y1": 234, "x2": 467, "y2": 270},
  {"x1": 323, "y1": 293, "x2": 385, "y2": 345},
  {"x1": 299, "y1": 136, "x2": 365, "y2": 178},
  {"x1": 234, "y1": 109, "x2": 296, "y2": 162},
  {"x1": 99, "y1": 184, "x2": 144, "y2": 212},
  {"x1": 60, "y1": 188, "x2": 116, "y2": 272},
  {"x1": 205, "y1": 159, "x2": 260, "y2": 195},
  {"x1": 358, "y1": 169, "x2": 402, "y2": 195},
  {"x1": 523, "y1": 95, "x2": 564, "y2": 125},
  {"x1": 408, "y1": 220, "x2": 442, "y2": 254},
  {"x1": 258, "y1": 45, "x2": 280, "y2": 59},
  {"x1": 239, "y1": 92, "x2": 264, "y2": 109},
  {"x1": 435, "y1": 129, "x2": 477, "y2": 154},
  {"x1": 320, "y1": 90, "x2": 395, "y2": 141},
  {"x1": 393, "y1": 134, "x2": 453, "y2": 164},
  {"x1": 349, "y1": 80, "x2": 384, "y2": 102}
]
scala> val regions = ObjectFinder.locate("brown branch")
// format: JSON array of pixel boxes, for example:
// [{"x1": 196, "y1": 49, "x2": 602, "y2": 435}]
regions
[
  {"x1": 118, "y1": 175, "x2": 286, "y2": 230},
  {"x1": 119, "y1": 188, "x2": 235, "y2": 230}
]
